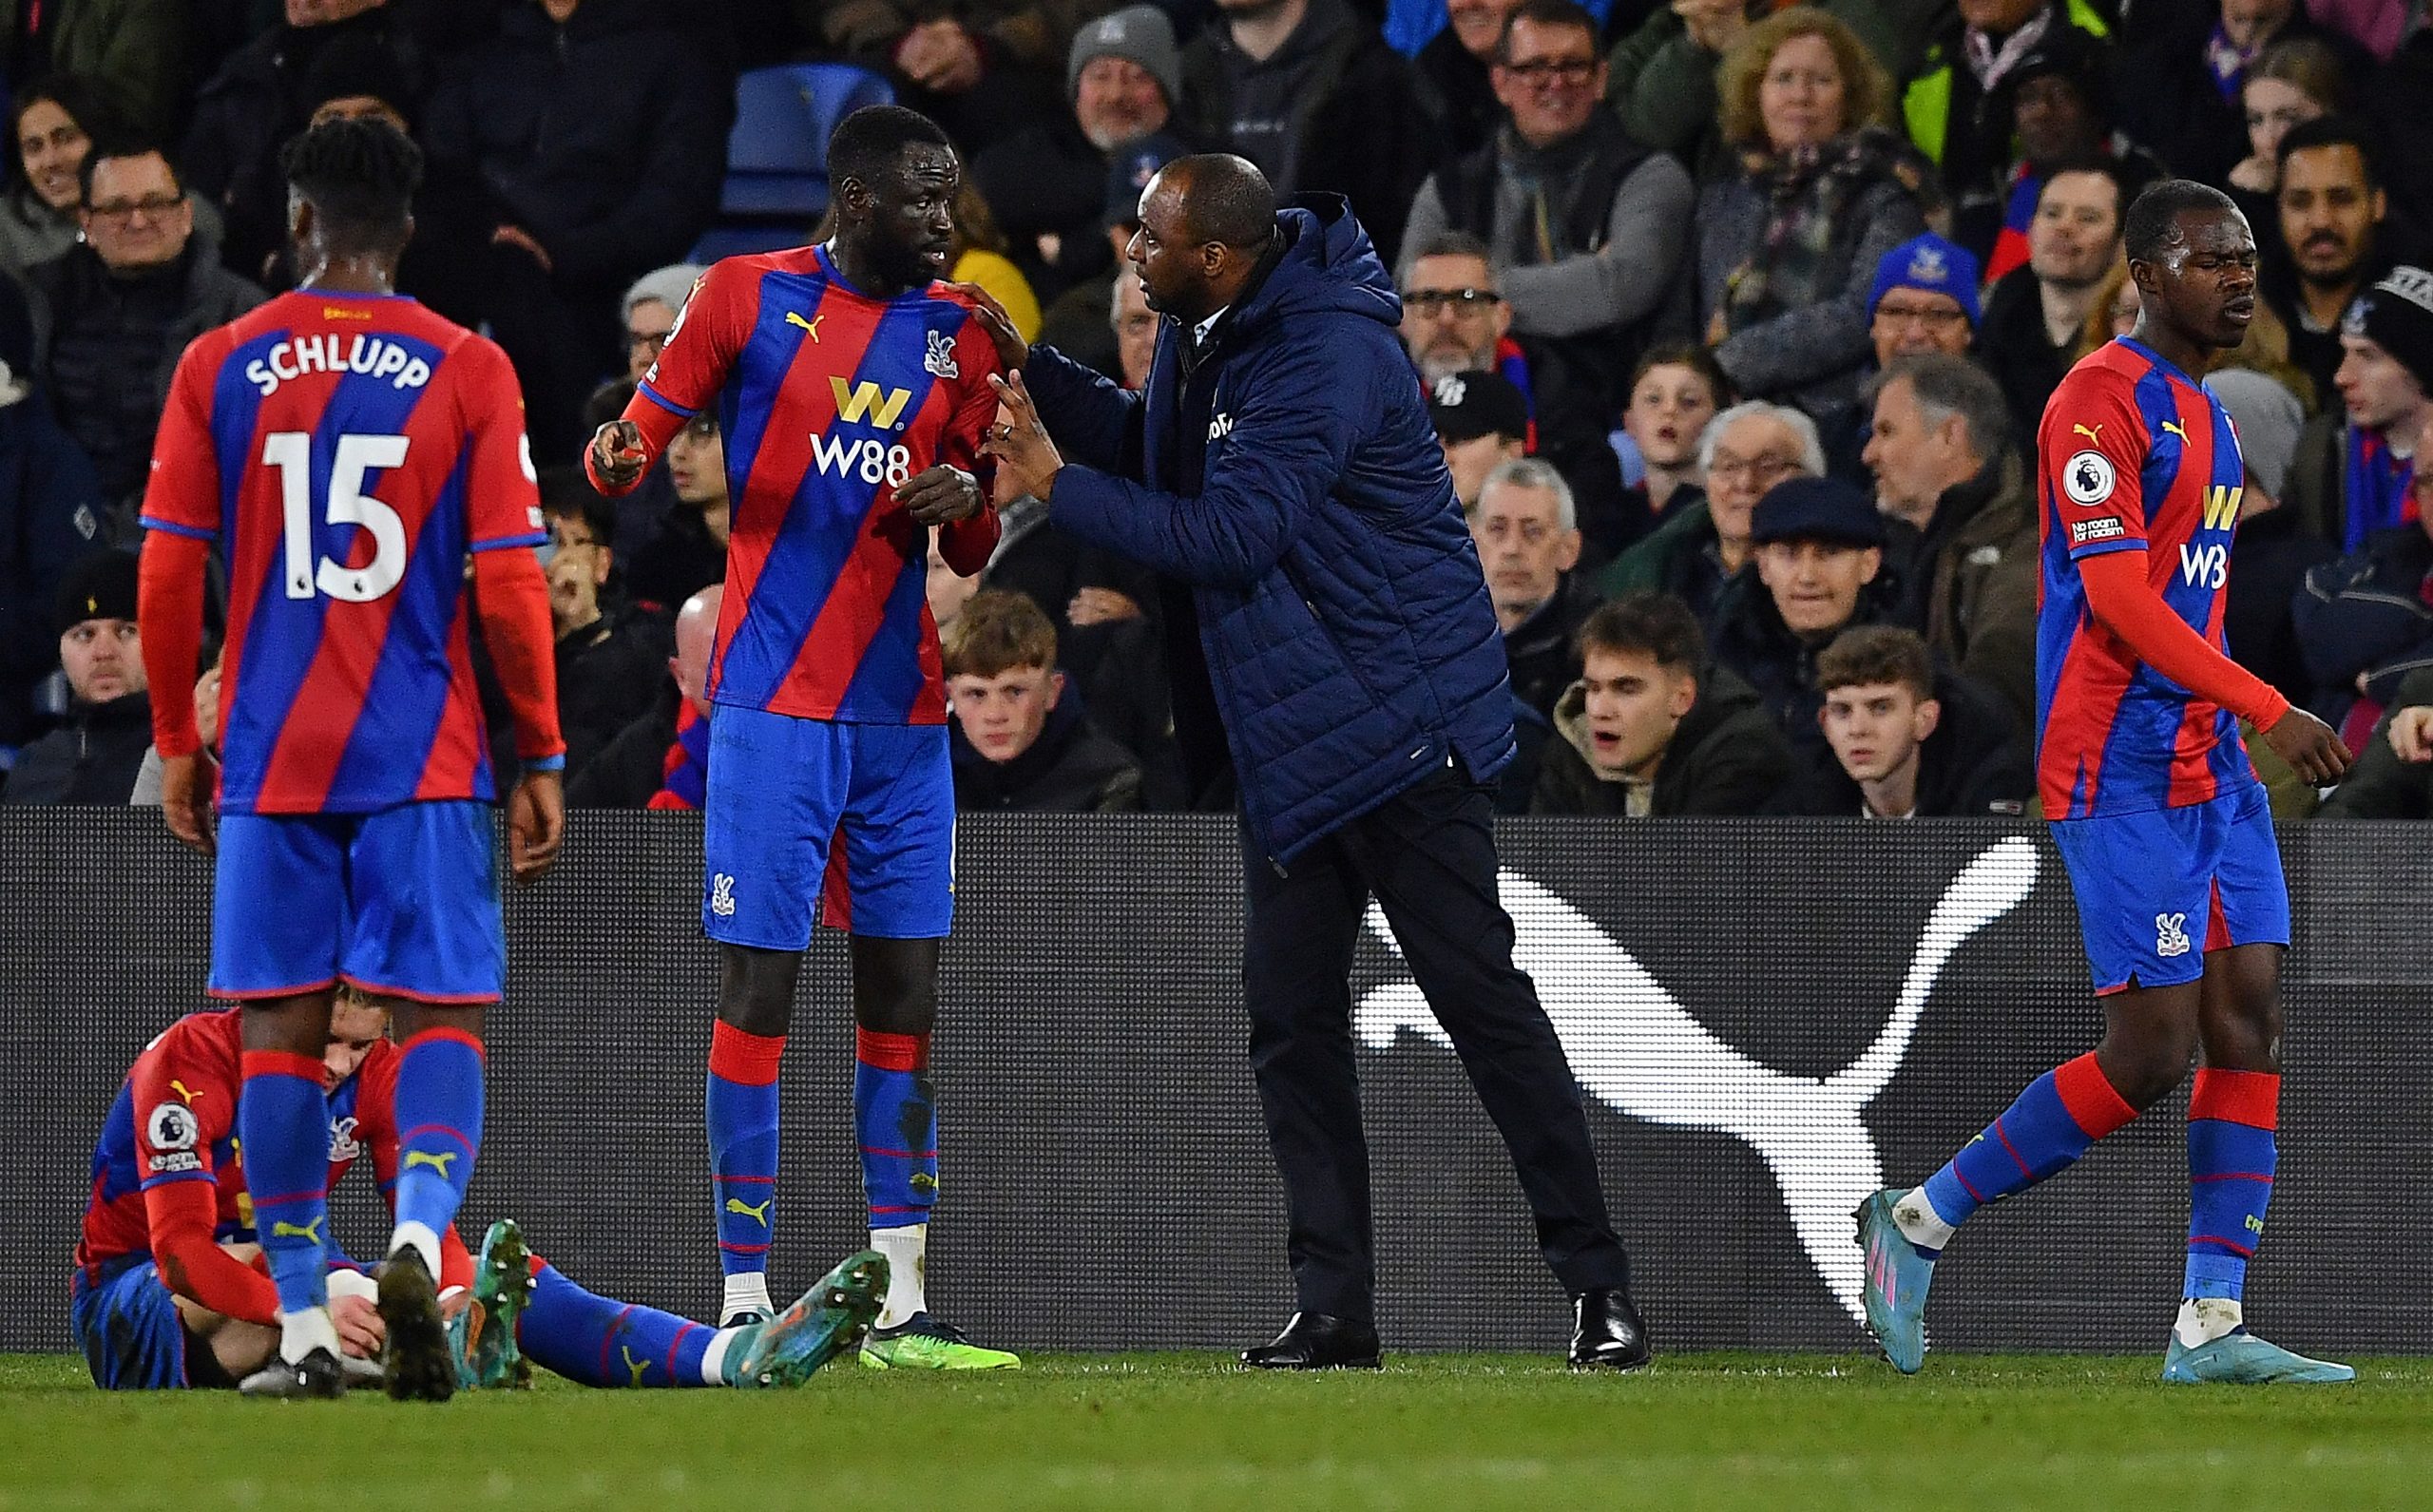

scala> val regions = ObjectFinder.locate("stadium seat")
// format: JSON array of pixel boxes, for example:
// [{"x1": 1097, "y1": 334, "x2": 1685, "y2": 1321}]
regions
[{"x1": 718, "y1": 63, "x2": 895, "y2": 220}]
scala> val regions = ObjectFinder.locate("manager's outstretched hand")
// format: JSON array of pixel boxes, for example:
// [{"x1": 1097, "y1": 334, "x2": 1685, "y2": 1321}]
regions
[
  {"x1": 985, "y1": 370, "x2": 1063, "y2": 501},
  {"x1": 952, "y1": 282, "x2": 1028, "y2": 372}
]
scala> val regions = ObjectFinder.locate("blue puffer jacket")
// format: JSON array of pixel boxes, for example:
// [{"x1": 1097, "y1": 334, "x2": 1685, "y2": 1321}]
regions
[{"x1": 1026, "y1": 197, "x2": 1515, "y2": 865}]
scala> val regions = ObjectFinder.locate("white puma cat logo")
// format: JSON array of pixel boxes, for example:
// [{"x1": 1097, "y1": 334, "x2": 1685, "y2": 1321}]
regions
[{"x1": 1352, "y1": 837, "x2": 2040, "y2": 1326}]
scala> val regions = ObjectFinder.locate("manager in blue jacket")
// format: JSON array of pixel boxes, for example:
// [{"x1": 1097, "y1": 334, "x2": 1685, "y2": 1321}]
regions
[{"x1": 972, "y1": 154, "x2": 1646, "y2": 1371}]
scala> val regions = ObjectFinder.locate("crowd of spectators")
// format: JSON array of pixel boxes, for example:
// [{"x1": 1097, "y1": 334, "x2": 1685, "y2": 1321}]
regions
[{"x1": 3, "y1": 0, "x2": 2432, "y2": 820}]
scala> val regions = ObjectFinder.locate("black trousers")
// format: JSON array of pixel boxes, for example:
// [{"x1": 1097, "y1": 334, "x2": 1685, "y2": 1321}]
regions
[{"x1": 1241, "y1": 763, "x2": 1632, "y2": 1322}]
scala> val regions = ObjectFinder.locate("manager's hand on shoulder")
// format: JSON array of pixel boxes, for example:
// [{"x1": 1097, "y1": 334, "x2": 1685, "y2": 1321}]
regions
[{"x1": 950, "y1": 282, "x2": 1029, "y2": 372}]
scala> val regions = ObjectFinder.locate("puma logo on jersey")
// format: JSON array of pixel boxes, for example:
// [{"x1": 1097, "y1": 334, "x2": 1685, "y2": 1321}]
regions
[
  {"x1": 785, "y1": 311, "x2": 822, "y2": 342},
  {"x1": 2160, "y1": 420, "x2": 2189, "y2": 442},
  {"x1": 404, "y1": 1150, "x2": 458, "y2": 1178},
  {"x1": 725, "y1": 1196, "x2": 773, "y2": 1225},
  {"x1": 168, "y1": 1080, "x2": 201, "y2": 1105},
  {"x1": 271, "y1": 1217, "x2": 325, "y2": 1245},
  {"x1": 2072, "y1": 423, "x2": 2103, "y2": 443}
]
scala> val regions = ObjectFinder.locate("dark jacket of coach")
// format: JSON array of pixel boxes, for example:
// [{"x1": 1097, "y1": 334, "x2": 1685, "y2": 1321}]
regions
[{"x1": 970, "y1": 153, "x2": 1646, "y2": 1372}]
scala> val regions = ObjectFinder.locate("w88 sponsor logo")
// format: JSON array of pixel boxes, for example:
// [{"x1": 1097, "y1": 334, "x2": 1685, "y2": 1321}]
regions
[{"x1": 809, "y1": 432, "x2": 914, "y2": 487}]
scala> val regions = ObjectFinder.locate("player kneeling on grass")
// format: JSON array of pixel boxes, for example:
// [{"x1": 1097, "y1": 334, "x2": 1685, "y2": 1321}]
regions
[{"x1": 71, "y1": 995, "x2": 885, "y2": 1393}]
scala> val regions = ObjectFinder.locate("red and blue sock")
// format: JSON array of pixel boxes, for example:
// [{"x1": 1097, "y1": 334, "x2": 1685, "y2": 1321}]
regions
[
  {"x1": 706, "y1": 1022, "x2": 783, "y2": 1277},
  {"x1": 520, "y1": 1259, "x2": 717, "y2": 1388},
  {"x1": 2185, "y1": 1068, "x2": 2278, "y2": 1301},
  {"x1": 392, "y1": 1027, "x2": 485, "y2": 1242},
  {"x1": 854, "y1": 1028, "x2": 936, "y2": 1230},
  {"x1": 1919, "y1": 1053, "x2": 2138, "y2": 1241},
  {"x1": 239, "y1": 1048, "x2": 335, "y2": 1315}
]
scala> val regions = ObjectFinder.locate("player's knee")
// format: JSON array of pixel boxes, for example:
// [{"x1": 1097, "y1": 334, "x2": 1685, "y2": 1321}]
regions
[
  {"x1": 717, "y1": 945, "x2": 798, "y2": 1037},
  {"x1": 849, "y1": 936, "x2": 938, "y2": 1034},
  {"x1": 2098, "y1": 1030, "x2": 2199, "y2": 1109}
]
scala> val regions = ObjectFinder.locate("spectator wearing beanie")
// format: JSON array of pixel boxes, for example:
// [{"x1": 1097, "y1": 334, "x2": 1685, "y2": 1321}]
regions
[
  {"x1": 2293, "y1": 271, "x2": 2433, "y2": 738},
  {"x1": 0, "y1": 271, "x2": 108, "y2": 753},
  {"x1": 1812, "y1": 232, "x2": 1982, "y2": 479},
  {"x1": 1, "y1": 549, "x2": 151, "y2": 804},
  {"x1": 2286, "y1": 265, "x2": 2433, "y2": 551},
  {"x1": 1971, "y1": 28, "x2": 2163, "y2": 282},
  {"x1": 973, "y1": 6, "x2": 1186, "y2": 304}
]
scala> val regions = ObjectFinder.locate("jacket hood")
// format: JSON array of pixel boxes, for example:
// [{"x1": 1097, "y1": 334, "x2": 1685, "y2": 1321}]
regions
[
  {"x1": 1549, "y1": 661, "x2": 1760, "y2": 783},
  {"x1": 1232, "y1": 197, "x2": 1404, "y2": 340}
]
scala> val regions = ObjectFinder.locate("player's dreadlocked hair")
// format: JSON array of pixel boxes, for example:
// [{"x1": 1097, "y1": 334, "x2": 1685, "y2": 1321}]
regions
[
  {"x1": 278, "y1": 115, "x2": 423, "y2": 254},
  {"x1": 2122, "y1": 179, "x2": 2239, "y2": 264},
  {"x1": 826, "y1": 105, "x2": 953, "y2": 196}
]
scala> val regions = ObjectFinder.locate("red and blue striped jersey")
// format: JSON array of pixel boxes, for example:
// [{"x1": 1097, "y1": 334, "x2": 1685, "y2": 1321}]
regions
[
  {"x1": 141, "y1": 291, "x2": 546, "y2": 815},
  {"x1": 2035, "y1": 336, "x2": 2256, "y2": 818},
  {"x1": 637, "y1": 245, "x2": 1002, "y2": 724},
  {"x1": 75, "y1": 1008, "x2": 397, "y2": 1286}
]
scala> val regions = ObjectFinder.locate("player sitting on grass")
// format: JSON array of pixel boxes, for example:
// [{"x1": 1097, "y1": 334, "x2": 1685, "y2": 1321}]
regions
[{"x1": 71, "y1": 995, "x2": 883, "y2": 1393}]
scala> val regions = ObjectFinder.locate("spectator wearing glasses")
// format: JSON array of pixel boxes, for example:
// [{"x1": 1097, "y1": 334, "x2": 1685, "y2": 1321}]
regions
[
  {"x1": 1402, "y1": 0, "x2": 1694, "y2": 496},
  {"x1": 1398, "y1": 231, "x2": 1523, "y2": 391},
  {"x1": 24, "y1": 141, "x2": 264, "y2": 535},
  {"x1": 1599, "y1": 398, "x2": 1823, "y2": 625}
]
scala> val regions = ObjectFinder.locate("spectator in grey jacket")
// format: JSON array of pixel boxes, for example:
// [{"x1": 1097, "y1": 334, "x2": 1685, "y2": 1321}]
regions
[
  {"x1": 1693, "y1": 9, "x2": 1932, "y2": 420},
  {"x1": 1400, "y1": 0, "x2": 1695, "y2": 466}
]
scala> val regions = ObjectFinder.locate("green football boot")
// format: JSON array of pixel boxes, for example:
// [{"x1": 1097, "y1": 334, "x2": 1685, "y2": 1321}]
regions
[
  {"x1": 729, "y1": 1250, "x2": 891, "y2": 1388},
  {"x1": 859, "y1": 1312, "x2": 1022, "y2": 1371},
  {"x1": 450, "y1": 1218, "x2": 537, "y2": 1391}
]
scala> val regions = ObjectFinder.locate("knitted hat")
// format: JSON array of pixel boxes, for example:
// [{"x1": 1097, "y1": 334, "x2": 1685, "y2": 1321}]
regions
[
  {"x1": 54, "y1": 549, "x2": 138, "y2": 635},
  {"x1": 301, "y1": 33, "x2": 415, "y2": 123},
  {"x1": 1068, "y1": 6, "x2": 1181, "y2": 108},
  {"x1": 2204, "y1": 368, "x2": 2306, "y2": 500},
  {"x1": 2343, "y1": 265, "x2": 2433, "y2": 392},
  {"x1": 1868, "y1": 234, "x2": 1983, "y2": 328}
]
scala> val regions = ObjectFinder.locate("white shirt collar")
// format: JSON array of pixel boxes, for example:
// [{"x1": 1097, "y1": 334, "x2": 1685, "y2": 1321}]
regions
[{"x1": 1194, "y1": 306, "x2": 1230, "y2": 346}]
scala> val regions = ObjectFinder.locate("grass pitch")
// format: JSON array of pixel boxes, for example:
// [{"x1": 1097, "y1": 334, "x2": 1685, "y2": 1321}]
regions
[{"x1": 6, "y1": 1350, "x2": 2433, "y2": 1509}]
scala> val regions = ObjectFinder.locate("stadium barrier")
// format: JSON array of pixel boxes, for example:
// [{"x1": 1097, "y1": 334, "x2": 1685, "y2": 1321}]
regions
[{"x1": 7, "y1": 810, "x2": 2428, "y2": 1356}]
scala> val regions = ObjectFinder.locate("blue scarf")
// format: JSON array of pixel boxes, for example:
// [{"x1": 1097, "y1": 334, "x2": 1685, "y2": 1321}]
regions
[{"x1": 2343, "y1": 427, "x2": 2417, "y2": 552}]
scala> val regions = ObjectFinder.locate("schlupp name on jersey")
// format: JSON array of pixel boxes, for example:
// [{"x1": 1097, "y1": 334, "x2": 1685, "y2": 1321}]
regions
[{"x1": 245, "y1": 334, "x2": 433, "y2": 397}]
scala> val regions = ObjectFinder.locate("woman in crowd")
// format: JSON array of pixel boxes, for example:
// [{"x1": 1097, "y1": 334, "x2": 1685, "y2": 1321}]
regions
[
  {"x1": 2225, "y1": 39, "x2": 2351, "y2": 258},
  {"x1": 0, "y1": 79, "x2": 108, "y2": 279},
  {"x1": 0, "y1": 75, "x2": 224, "y2": 283},
  {"x1": 1693, "y1": 8, "x2": 1933, "y2": 420}
]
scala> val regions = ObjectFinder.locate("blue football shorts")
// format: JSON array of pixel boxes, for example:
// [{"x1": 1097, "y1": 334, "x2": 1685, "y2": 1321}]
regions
[
  {"x1": 2048, "y1": 780, "x2": 2289, "y2": 995},
  {"x1": 701, "y1": 707, "x2": 954, "y2": 947},
  {"x1": 70, "y1": 1256, "x2": 223, "y2": 1390},
  {"x1": 209, "y1": 800, "x2": 506, "y2": 1003}
]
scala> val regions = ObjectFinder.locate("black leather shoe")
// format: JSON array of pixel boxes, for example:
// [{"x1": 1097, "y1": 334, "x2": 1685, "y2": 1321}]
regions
[
  {"x1": 1568, "y1": 1289, "x2": 1650, "y2": 1370},
  {"x1": 1240, "y1": 1311, "x2": 1382, "y2": 1369}
]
